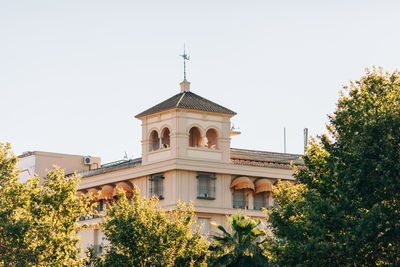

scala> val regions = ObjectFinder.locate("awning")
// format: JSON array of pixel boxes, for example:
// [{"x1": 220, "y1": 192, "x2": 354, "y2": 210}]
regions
[
  {"x1": 230, "y1": 176, "x2": 255, "y2": 191},
  {"x1": 86, "y1": 188, "x2": 99, "y2": 201},
  {"x1": 113, "y1": 182, "x2": 133, "y2": 198},
  {"x1": 98, "y1": 185, "x2": 114, "y2": 200},
  {"x1": 76, "y1": 190, "x2": 86, "y2": 197},
  {"x1": 254, "y1": 179, "x2": 273, "y2": 194}
]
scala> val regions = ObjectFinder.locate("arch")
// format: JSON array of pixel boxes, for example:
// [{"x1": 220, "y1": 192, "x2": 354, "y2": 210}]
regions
[
  {"x1": 187, "y1": 124, "x2": 204, "y2": 135},
  {"x1": 205, "y1": 126, "x2": 221, "y2": 137},
  {"x1": 189, "y1": 127, "x2": 202, "y2": 147},
  {"x1": 149, "y1": 130, "x2": 160, "y2": 151},
  {"x1": 205, "y1": 128, "x2": 218, "y2": 149},
  {"x1": 161, "y1": 127, "x2": 171, "y2": 148}
]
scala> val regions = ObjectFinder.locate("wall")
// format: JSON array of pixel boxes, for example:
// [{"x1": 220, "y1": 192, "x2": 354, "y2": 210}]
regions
[{"x1": 139, "y1": 109, "x2": 233, "y2": 165}]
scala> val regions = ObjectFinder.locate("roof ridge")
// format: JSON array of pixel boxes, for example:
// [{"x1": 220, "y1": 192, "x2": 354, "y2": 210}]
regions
[{"x1": 176, "y1": 92, "x2": 186, "y2": 107}]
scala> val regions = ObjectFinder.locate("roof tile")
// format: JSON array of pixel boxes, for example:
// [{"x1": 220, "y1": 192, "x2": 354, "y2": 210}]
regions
[{"x1": 135, "y1": 91, "x2": 236, "y2": 118}]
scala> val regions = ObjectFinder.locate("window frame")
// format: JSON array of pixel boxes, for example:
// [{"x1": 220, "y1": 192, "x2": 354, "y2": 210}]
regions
[
  {"x1": 196, "y1": 173, "x2": 216, "y2": 200},
  {"x1": 253, "y1": 192, "x2": 270, "y2": 210},
  {"x1": 150, "y1": 174, "x2": 164, "y2": 200},
  {"x1": 232, "y1": 189, "x2": 248, "y2": 209}
]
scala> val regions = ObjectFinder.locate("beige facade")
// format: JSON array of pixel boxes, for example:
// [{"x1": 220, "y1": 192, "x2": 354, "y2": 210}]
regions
[
  {"x1": 18, "y1": 151, "x2": 101, "y2": 183},
  {"x1": 75, "y1": 79, "x2": 303, "y2": 254}
]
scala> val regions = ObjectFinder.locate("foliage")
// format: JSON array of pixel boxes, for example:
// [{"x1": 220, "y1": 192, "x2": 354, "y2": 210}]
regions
[
  {"x1": 208, "y1": 214, "x2": 270, "y2": 267},
  {"x1": 95, "y1": 186, "x2": 208, "y2": 267},
  {"x1": 267, "y1": 68, "x2": 400, "y2": 266},
  {"x1": 0, "y1": 143, "x2": 91, "y2": 266}
]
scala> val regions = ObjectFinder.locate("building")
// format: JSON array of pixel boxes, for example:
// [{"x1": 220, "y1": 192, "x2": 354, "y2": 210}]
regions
[
  {"x1": 75, "y1": 79, "x2": 303, "y2": 253},
  {"x1": 17, "y1": 151, "x2": 101, "y2": 183}
]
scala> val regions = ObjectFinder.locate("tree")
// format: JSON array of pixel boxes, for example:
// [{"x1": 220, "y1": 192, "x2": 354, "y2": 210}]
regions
[
  {"x1": 0, "y1": 143, "x2": 90, "y2": 266},
  {"x1": 267, "y1": 68, "x2": 400, "y2": 266},
  {"x1": 96, "y1": 186, "x2": 208, "y2": 267},
  {"x1": 208, "y1": 214, "x2": 270, "y2": 267}
]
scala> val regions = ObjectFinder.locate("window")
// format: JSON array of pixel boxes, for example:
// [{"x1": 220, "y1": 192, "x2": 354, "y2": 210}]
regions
[
  {"x1": 150, "y1": 174, "x2": 164, "y2": 199},
  {"x1": 150, "y1": 130, "x2": 160, "y2": 151},
  {"x1": 197, "y1": 218, "x2": 210, "y2": 236},
  {"x1": 197, "y1": 173, "x2": 216, "y2": 199},
  {"x1": 205, "y1": 128, "x2": 218, "y2": 149},
  {"x1": 161, "y1": 128, "x2": 170, "y2": 148},
  {"x1": 232, "y1": 190, "x2": 248, "y2": 209},
  {"x1": 79, "y1": 199, "x2": 107, "y2": 221},
  {"x1": 254, "y1": 193, "x2": 270, "y2": 210},
  {"x1": 94, "y1": 229, "x2": 105, "y2": 255},
  {"x1": 93, "y1": 199, "x2": 107, "y2": 218},
  {"x1": 189, "y1": 127, "x2": 202, "y2": 147}
]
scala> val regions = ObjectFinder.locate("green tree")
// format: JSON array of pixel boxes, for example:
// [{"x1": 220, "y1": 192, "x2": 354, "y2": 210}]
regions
[
  {"x1": 0, "y1": 143, "x2": 90, "y2": 266},
  {"x1": 97, "y1": 186, "x2": 208, "y2": 267},
  {"x1": 208, "y1": 214, "x2": 269, "y2": 267},
  {"x1": 267, "y1": 68, "x2": 400, "y2": 266}
]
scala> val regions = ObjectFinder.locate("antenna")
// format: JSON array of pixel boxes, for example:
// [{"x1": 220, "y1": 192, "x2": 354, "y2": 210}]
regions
[
  {"x1": 303, "y1": 128, "x2": 308, "y2": 154},
  {"x1": 180, "y1": 44, "x2": 190, "y2": 80},
  {"x1": 284, "y1": 127, "x2": 287, "y2": 153}
]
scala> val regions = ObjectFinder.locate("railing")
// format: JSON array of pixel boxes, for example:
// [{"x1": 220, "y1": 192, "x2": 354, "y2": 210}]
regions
[
  {"x1": 232, "y1": 200, "x2": 247, "y2": 209},
  {"x1": 197, "y1": 185, "x2": 216, "y2": 199}
]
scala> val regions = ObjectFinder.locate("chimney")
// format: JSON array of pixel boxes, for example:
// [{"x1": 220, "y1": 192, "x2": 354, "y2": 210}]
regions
[{"x1": 180, "y1": 79, "x2": 190, "y2": 93}]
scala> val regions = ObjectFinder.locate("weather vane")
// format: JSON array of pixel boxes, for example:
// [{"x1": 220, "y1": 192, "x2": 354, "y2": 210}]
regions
[{"x1": 180, "y1": 44, "x2": 190, "y2": 80}]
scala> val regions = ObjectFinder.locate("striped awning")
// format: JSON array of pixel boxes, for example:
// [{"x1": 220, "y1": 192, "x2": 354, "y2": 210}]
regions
[
  {"x1": 98, "y1": 185, "x2": 114, "y2": 200},
  {"x1": 230, "y1": 176, "x2": 255, "y2": 191},
  {"x1": 86, "y1": 188, "x2": 99, "y2": 201},
  {"x1": 76, "y1": 190, "x2": 86, "y2": 197},
  {"x1": 254, "y1": 179, "x2": 273, "y2": 194},
  {"x1": 113, "y1": 182, "x2": 133, "y2": 198}
]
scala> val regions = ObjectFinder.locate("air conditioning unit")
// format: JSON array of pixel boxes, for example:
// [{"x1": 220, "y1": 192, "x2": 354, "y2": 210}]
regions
[{"x1": 83, "y1": 156, "x2": 93, "y2": 165}]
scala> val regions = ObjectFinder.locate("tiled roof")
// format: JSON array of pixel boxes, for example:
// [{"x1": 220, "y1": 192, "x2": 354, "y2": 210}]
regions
[
  {"x1": 230, "y1": 148, "x2": 303, "y2": 168},
  {"x1": 78, "y1": 158, "x2": 142, "y2": 178},
  {"x1": 135, "y1": 91, "x2": 236, "y2": 118}
]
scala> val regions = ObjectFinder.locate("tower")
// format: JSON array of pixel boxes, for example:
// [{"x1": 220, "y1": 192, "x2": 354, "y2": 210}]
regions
[{"x1": 135, "y1": 80, "x2": 236, "y2": 165}]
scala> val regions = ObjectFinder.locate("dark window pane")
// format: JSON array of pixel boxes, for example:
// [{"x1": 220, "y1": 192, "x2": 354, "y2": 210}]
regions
[
  {"x1": 197, "y1": 173, "x2": 216, "y2": 199},
  {"x1": 233, "y1": 190, "x2": 247, "y2": 209}
]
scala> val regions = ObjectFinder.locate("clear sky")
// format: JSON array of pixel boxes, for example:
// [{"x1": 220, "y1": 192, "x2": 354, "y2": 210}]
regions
[{"x1": 1, "y1": 1, "x2": 399, "y2": 163}]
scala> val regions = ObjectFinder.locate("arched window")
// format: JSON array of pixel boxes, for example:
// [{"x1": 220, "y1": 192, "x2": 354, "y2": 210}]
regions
[
  {"x1": 161, "y1": 128, "x2": 170, "y2": 149},
  {"x1": 189, "y1": 127, "x2": 202, "y2": 147},
  {"x1": 150, "y1": 130, "x2": 160, "y2": 151},
  {"x1": 205, "y1": 128, "x2": 218, "y2": 149}
]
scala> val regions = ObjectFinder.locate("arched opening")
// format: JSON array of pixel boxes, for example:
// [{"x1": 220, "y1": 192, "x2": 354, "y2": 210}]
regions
[
  {"x1": 189, "y1": 127, "x2": 202, "y2": 147},
  {"x1": 161, "y1": 128, "x2": 170, "y2": 149},
  {"x1": 150, "y1": 130, "x2": 160, "y2": 151},
  {"x1": 205, "y1": 128, "x2": 218, "y2": 149}
]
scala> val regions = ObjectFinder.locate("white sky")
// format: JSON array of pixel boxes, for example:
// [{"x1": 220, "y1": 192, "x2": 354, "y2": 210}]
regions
[{"x1": 1, "y1": 1, "x2": 400, "y2": 163}]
